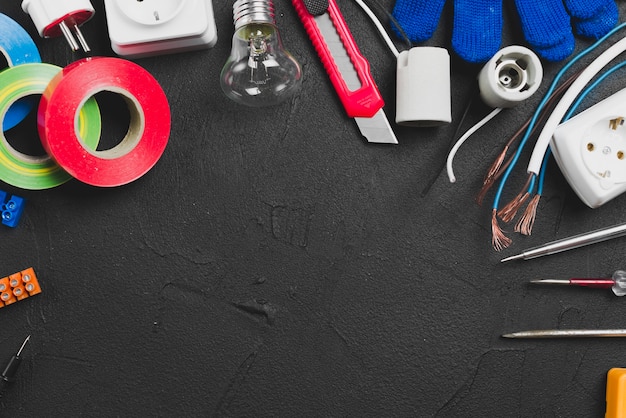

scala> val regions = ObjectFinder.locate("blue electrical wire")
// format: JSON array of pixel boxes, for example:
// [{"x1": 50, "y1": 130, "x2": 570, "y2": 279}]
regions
[
  {"x1": 536, "y1": 59, "x2": 626, "y2": 195},
  {"x1": 537, "y1": 150, "x2": 551, "y2": 196},
  {"x1": 491, "y1": 21, "x2": 626, "y2": 211},
  {"x1": 526, "y1": 173, "x2": 537, "y2": 195}
]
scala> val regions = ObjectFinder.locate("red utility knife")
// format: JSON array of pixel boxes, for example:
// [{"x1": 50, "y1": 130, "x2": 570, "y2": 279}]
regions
[{"x1": 292, "y1": 0, "x2": 397, "y2": 144}]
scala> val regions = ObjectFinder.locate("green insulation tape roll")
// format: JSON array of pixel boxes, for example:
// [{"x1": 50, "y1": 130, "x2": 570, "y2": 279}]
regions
[{"x1": 0, "y1": 63, "x2": 101, "y2": 189}]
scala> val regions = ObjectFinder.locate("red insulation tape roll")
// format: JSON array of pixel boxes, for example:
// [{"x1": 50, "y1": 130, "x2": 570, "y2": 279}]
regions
[{"x1": 38, "y1": 57, "x2": 171, "y2": 187}]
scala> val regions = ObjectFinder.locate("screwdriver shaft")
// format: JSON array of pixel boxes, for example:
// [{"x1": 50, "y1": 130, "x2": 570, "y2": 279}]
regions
[
  {"x1": 503, "y1": 329, "x2": 626, "y2": 338},
  {"x1": 16, "y1": 335, "x2": 30, "y2": 358}
]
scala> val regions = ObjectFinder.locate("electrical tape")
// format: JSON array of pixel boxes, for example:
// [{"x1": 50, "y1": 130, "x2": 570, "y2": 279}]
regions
[
  {"x1": 0, "y1": 63, "x2": 101, "y2": 190},
  {"x1": 38, "y1": 57, "x2": 171, "y2": 187},
  {"x1": 0, "y1": 13, "x2": 42, "y2": 131}
]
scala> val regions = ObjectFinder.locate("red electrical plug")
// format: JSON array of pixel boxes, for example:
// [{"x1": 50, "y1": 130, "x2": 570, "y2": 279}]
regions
[{"x1": 22, "y1": 0, "x2": 95, "y2": 52}]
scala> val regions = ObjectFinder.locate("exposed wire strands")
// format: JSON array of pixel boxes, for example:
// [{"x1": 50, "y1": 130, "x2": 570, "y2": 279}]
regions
[
  {"x1": 515, "y1": 193, "x2": 541, "y2": 235},
  {"x1": 497, "y1": 174, "x2": 534, "y2": 223},
  {"x1": 491, "y1": 208, "x2": 512, "y2": 251},
  {"x1": 476, "y1": 71, "x2": 582, "y2": 205}
]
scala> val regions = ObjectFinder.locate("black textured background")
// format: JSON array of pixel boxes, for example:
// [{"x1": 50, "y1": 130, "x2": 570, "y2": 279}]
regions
[{"x1": 1, "y1": 0, "x2": 626, "y2": 416}]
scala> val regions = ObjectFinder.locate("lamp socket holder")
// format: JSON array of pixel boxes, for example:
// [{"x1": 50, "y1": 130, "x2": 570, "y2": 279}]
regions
[
  {"x1": 395, "y1": 47, "x2": 451, "y2": 127},
  {"x1": 103, "y1": 0, "x2": 217, "y2": 58},
  {"x1": 551, "y1": 87, "x2": 626, "y2": 208},
  {"x1": 478, "y1": 45, "x2": 542, "y2": 109}
]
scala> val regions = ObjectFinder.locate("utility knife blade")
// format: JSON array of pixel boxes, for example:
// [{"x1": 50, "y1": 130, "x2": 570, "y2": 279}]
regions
[{"x1": 292, "y1": 0, "x2": 397, "y2": 144}]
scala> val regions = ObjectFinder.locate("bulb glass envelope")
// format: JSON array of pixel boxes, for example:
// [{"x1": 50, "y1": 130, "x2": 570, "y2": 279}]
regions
[{"x1": 221, "y1": 22, "x2": 302, "y2": 107}]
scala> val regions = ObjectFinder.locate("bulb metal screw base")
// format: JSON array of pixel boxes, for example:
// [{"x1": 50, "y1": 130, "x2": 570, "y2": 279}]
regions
[{"x1": 233, "y1": 0, "x2": 275, "y2": 30}]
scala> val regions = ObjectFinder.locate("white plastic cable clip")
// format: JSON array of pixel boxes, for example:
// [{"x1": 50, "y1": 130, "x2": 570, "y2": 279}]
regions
[
  {"x1": 478, "y1": 45, "x2": 543, "y2": 109},
  {"x1": 395, "y1": 47, "x2": 451, "y2": 127}
]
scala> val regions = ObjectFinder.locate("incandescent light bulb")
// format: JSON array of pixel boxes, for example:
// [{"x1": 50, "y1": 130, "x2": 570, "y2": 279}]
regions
[{"x1": 220, "y1": 0, "x2": 302, "y2": 107}]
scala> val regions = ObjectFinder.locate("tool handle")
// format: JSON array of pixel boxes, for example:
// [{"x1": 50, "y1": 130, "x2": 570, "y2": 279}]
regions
[
  {"x1": 569, "y1": 278, "x2": 615, "y2": 289},
  {"x1": 1, "y1": 355, "x2": 21, "y2": 382},
  {"x1": 0, "y1": 356, "x2": 19, "y2": 399},
  {"x1": 606, "y1": 368, "x2": 626, "y2": 418},
  {"x1": 0, "y1": 379, "x2": 7, "y2": 398},
  {"x1": 292, "y1": 0, "x2": 384, "y2": 118}
]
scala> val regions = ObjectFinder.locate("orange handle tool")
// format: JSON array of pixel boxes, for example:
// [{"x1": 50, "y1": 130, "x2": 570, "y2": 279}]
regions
[{"x1": 606, "y1": 368, "x2": 626, "y2": 417}]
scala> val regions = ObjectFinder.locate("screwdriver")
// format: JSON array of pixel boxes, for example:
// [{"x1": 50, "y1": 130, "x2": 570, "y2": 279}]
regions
[
  {"x1": 502, "y1": 329, "x2": 626, "y2": 338},
  {"x1": 500, "y1": 222, "x2": 626, "y2": 262},
  {"x1": 530, "y1": 269, "x2": 626, "y2": 296},
  {"x1": 0, "y1": 335, "x2": 30, "y2": 398}
]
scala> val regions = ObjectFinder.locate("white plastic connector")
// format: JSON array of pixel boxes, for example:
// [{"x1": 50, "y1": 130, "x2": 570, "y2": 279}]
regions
[
  {"x1": 478, "y1": 45, "x2": 542, "y2": 109},
  {"x1": 103, "y1": 0, "x2": 217, "y2": 58},
  {"x1": 395, "y1": 47, "x2": 451, "y2": 127},
  {"x1": 22, "y1": 0, "x2": 95, "y2": 52},
  {"x1": 551, "y1": 87, "x2": 626, "y2": 208}
]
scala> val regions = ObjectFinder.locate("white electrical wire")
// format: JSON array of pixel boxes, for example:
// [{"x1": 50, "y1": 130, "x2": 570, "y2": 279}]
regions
[
  {"x1": 526, "y1": 36, "x2": 626, "y2": 174},
  {"x1": 446, "y1": 107, "x2": 503, "y2": 183},
  {"x1": 353, "y1": 0, "x2": 400, "y2": 58}
]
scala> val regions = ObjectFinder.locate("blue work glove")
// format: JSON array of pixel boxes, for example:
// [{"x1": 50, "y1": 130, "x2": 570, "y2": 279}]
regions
[{"x1": 391, "y1": 0, "x2": 619, "y2": 63}]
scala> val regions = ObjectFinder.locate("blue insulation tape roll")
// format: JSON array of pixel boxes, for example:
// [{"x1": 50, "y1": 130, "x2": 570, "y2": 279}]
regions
[{"x1": 0, "y1": 13, "x2": 41, "y2": 131}]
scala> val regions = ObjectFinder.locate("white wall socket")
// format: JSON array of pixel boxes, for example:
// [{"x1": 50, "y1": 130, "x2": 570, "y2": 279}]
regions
[
  {"x1": 103, "y1": 0, "x2": 217, "y2": 58},
  {"x1": 551, "y1": 87, "x2": 626, "y2": 208}
]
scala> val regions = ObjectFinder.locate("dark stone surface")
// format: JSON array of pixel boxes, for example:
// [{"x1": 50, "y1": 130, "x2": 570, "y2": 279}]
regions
[{"x1": 1, "y1": 1, "x2": 626, "y2": 416}]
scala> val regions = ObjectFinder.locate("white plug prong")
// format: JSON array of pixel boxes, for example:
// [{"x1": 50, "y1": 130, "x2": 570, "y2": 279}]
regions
[
  {"x1": 58, "y1": 20, "x2": 80, "y2": 51},
  {"x1": 72, "y1": 23, "x2": 91, "y2": 53}
]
